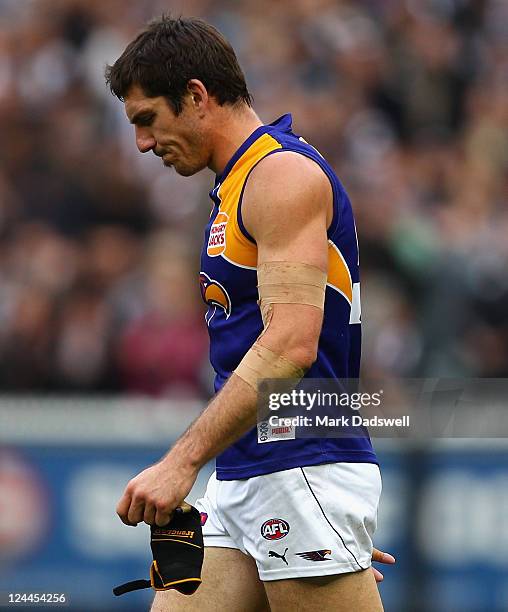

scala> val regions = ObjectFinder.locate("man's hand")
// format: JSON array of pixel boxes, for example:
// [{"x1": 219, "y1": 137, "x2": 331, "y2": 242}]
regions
[
  {"x1": 371, "y1": 547, "x2": 396, "y2": 583},
  {"x1": 116, "y1": 454, "x2": 198, "y2": 527}
]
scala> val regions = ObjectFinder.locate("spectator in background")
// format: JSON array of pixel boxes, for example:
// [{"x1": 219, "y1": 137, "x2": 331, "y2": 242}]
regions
[{"x1": 116, "y1": 232, "x2": 210, "y2": 397}]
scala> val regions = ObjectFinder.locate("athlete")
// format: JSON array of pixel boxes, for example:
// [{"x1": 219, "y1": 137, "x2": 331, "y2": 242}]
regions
[{"x1": 106, "y1": 16, "x2": 393, "y2": 611}]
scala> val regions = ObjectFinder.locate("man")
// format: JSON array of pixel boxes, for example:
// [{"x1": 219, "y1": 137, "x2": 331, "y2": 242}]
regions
[{"x1": 106, "y1": 15, "x2": 393, "y2": 611}]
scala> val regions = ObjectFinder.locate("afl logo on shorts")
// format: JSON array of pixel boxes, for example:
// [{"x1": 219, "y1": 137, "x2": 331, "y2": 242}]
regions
[
  {"x1": 261, "y1": 518, "x2": 290, "y2": 541},
  {"x1": 207, "y1": 212, "x2": 228, "y2": 256}
]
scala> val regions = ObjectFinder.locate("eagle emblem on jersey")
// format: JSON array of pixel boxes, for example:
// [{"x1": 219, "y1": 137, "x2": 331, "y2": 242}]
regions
[
  {"x1": 295, "y1": 549, "x2": 332, "y2": 562},
  {"x1": 199, "y1": 272, "x2": 232, "y2": 323}
]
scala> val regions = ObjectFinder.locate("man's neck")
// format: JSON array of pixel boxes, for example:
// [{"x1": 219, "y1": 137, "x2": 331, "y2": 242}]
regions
[{"x1": 207, "y1": 105, "x2": 264, "y2": 176}]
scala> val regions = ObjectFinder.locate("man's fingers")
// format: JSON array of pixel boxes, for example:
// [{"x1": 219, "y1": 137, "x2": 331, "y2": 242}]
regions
[
  {"x1": 372, "y1": 567, "x2": 384, "y2": 583},
  {"x1": 372, "y1": 547, "x2": 396, "y2": 564},
  {"x1": 143, "y1": 504, "x2": 156, "y2": 525},
  {"x1": 116, "y1": 492, "x2": 137, "y2": 526},
  {"x1": 155, "y1": 505, "x2": 172, "y2": 527},
  {"x1": 371, "y1": 548, "x2": 395, "y2": 583},
  {"x1": 127, "y1": 497, "x2": 145, "y2": 526}
]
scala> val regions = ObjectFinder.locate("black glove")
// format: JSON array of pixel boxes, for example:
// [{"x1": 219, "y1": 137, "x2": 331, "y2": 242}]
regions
[{"x1": 113, "y1": 502, "x2": 204, "y2": 597}]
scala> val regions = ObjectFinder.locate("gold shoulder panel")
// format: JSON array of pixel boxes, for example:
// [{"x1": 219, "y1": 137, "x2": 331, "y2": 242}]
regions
[{"x1": 213, "y1": 134, "x2": 282, "y2": 269}]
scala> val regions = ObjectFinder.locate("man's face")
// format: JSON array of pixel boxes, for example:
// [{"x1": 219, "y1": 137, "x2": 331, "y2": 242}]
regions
[{"x1": 124, "y1": 84, "x2": 209, "y2": 177}]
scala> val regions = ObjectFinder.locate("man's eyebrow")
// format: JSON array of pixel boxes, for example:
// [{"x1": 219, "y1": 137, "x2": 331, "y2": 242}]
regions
[{"x1": 129, "y1": 109, "x2": 154, "y2": 125}]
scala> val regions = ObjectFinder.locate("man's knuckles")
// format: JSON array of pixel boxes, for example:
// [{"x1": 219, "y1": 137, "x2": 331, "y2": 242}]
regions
[
  {"x1": 155, "y1": 500, "x2": 173, "y2": 513},
  {"x1": 130, "y1": 493, "x2": 147, "y2": 507}
]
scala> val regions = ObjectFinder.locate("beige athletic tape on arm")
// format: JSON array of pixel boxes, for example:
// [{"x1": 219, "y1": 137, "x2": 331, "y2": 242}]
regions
[
  {"x1": 234, "y1": 342, "x2": 305, "y2": 391},
  {"x1": 257, "y1": 261, "x2": 327, "y2": 327},
  {"x1": 234, "y1": 261, "x2": 326, "y2": 391}
]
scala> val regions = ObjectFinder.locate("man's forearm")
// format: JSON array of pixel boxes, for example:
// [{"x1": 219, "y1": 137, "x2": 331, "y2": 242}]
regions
[
  {"x1": 166, "y1": 373, "x2": 258, "y2": 470},
  {"x1": 165, "y1": 303, "x2": 320, "y2": 473}
]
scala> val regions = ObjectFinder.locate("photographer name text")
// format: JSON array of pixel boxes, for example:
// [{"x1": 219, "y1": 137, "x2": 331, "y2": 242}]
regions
[{"x1": 268, "y1": 414, "x2": 410, "y2": 428}]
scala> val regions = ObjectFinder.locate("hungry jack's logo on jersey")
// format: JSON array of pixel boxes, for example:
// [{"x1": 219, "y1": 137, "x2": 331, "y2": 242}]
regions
[
  {"x1": 199, "y1": 272, "x2": 232, "y2": 323},
  {"x1": 207, "y1": 212, "x2": 229, "y2": 256}
]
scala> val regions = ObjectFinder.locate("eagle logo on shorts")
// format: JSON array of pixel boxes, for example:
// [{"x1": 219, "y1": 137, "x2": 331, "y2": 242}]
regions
[{"x1": 296, "y1": 549, "x2": 332, "y2": 561}]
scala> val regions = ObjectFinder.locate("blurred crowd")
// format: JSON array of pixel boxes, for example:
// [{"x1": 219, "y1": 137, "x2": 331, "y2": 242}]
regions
[{"x1": 0, "y1": 0, "x2": 506, "y2": 395}]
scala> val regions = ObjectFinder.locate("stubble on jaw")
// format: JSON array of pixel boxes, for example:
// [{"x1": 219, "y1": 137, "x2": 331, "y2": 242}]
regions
[{"x1": 174, "y1": 128, "x2": 211, "y2": 176}]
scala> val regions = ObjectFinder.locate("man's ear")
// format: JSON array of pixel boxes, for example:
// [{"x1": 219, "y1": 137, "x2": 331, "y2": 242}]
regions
[{"x1": 187, "y1": 79, "x2": 208, "y2": 112}]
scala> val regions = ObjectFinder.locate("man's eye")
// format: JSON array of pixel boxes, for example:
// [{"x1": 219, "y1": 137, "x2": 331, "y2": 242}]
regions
[{"x1": 138, "y1": 115, "x2": 154, "y2": 126}]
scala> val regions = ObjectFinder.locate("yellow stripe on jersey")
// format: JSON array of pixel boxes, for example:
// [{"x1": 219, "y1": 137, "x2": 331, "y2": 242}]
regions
[
  {"x1": 327, "y1": 241, "x2": 353, "y2": 304},
  {"x1": 217, "y1": 133, "x2": 282, "y2": 269}
]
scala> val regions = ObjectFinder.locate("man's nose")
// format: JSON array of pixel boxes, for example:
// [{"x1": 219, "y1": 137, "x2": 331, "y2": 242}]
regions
[{"x1": 135, "y1": 127, "x2": 156, "y2": 153}]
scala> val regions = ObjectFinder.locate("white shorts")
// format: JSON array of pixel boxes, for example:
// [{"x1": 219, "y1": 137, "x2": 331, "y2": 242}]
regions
[{"x1": 195, "y1": 462, "x2": 381, "y2": 581}]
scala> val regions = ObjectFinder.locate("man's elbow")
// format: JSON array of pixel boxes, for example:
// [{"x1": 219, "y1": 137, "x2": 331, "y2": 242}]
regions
[
  {"x1": 262, "y1": 304, "x2": 323, "y2": 372},
  {"x1": 284, "y1": 340, "x2": 319, "y2": 372}
]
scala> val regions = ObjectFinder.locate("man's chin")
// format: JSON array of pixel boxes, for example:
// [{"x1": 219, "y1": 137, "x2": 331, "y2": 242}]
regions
[{"x1": 171, "y1": 163, "x2": 202, "y2": 177}]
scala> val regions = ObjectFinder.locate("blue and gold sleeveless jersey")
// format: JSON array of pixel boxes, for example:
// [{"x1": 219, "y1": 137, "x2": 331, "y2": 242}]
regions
[{"x1": 200, "y1": 114, "x2": 377, "y2": 480}]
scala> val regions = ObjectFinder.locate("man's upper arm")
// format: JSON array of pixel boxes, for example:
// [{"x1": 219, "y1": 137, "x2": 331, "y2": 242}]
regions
[
  {"x1": 242, "y1": 151, "x2": 331, "y2": 270},
  {"x1": 241, "y1": 152, "x2": 332, "y2": 366}
]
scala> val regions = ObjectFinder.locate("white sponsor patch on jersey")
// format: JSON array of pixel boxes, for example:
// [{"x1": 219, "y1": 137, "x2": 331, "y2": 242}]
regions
[{"x1": 257, "y1": 420, "x2": 296, "y2": 443}]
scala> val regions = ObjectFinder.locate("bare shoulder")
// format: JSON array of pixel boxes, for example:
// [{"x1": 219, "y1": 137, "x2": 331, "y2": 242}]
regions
[
  {"x1": 248, "y1": 150, "x2": 328, "y2": 191},
  {"x1": 242, "y1": 151, "x2": 332, "y2": 241}
]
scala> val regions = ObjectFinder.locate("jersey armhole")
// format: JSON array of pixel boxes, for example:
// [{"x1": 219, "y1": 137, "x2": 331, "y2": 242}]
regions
[
  {"x1": 323, "y1": 168, "x2": 341, "y2": 239},
  {"x1": 237, "y1": 165, "x2": 258, "y2": 245}
]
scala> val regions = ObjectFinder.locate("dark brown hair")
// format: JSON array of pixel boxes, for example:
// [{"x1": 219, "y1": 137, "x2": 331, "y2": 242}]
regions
[{"x1": 105, "y1": 15, "x2": 252, "y2": 114}]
